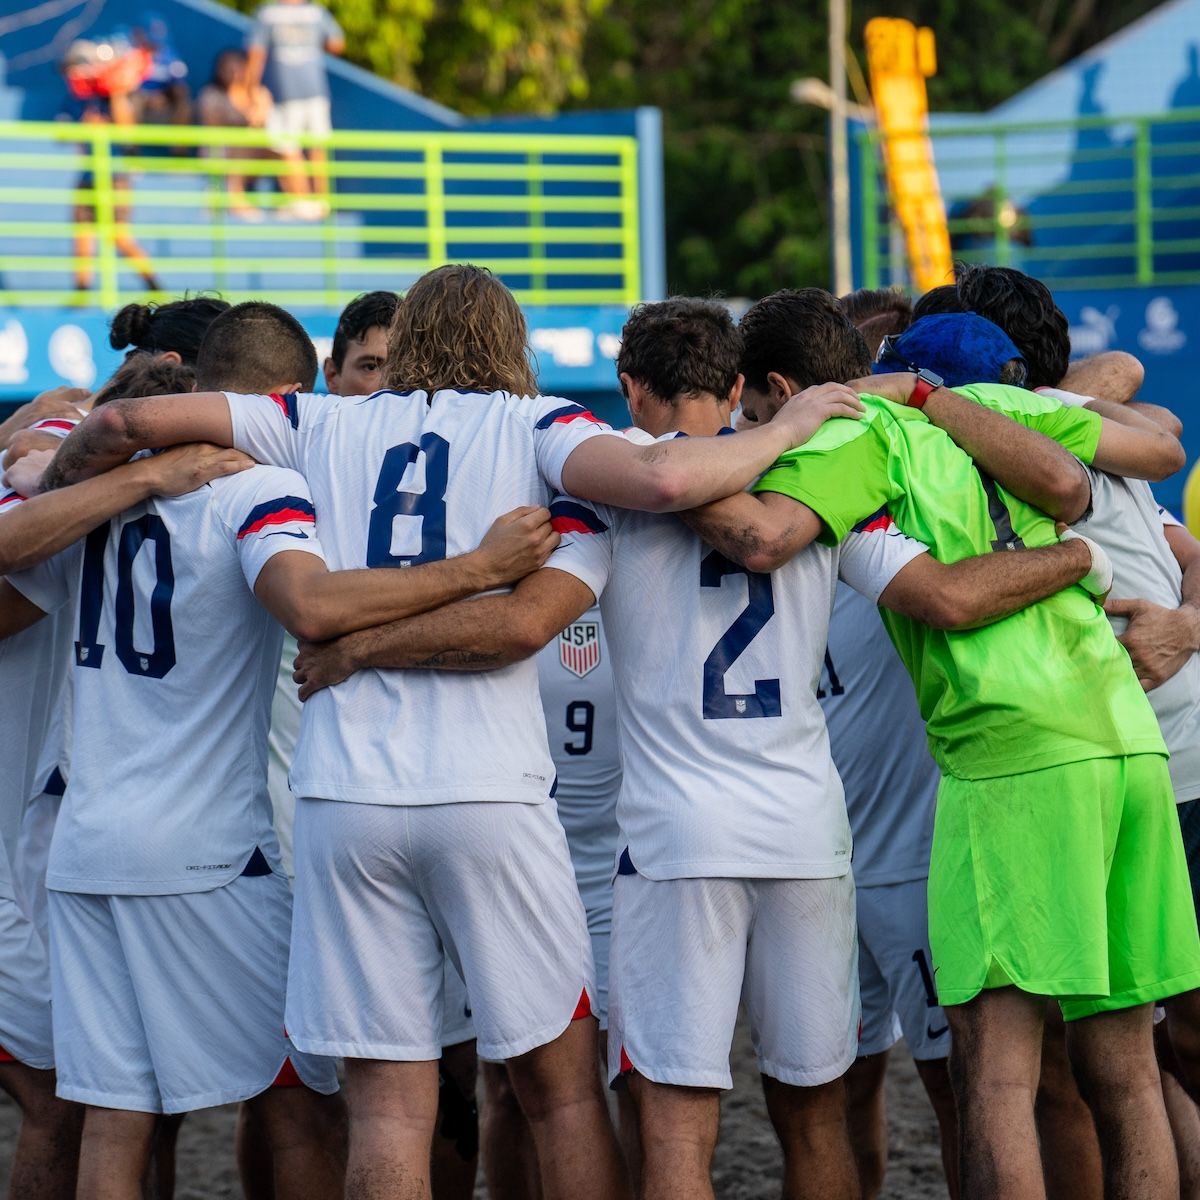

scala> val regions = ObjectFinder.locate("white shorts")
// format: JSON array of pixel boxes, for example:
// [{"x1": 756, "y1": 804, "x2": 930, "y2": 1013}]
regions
[
  {"x1": 48, "y1": 873, "x2": 338, "y2": 1113},
  {"x1": 857, "y1": 877, "x2": 950, "y2": 1061},
  {"x1": 460, "y1": 874, "x2": 611, "y2": 1057},
  {"x1": 288, "y1": 798, "x2": 595, "y2": 1064},
  {"x1": 0, "y1": 839, "x2": 53, "y2": 1070},
  {"x1": 608, "y1": 872, "x2": 860, "y2": 1089},
  {"x1": 267, "y1": 97, "x2": 332, "y2": 153}
]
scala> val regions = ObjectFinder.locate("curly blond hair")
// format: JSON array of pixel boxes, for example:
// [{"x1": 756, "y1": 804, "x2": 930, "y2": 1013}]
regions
[{"x1": 383, "y1": 264, "x2": 537, "y2": 396}]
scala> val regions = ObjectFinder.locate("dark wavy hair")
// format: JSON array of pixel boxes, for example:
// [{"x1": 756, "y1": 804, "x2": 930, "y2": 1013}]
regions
[
  {"x1": 740, "y1": 288, "x2": 871, "y2": 392},
  {"x1": 911, "y1": 283, "x2": 967, "y2": 322},
  {"x1": 617, "y1": 298, "x2": 742, "y2": 403},
  {"x1": 92, "y1": 357, "x2": 196, "y2": 406},
  {"x1": 331, "y1": 291, "x2": 401, "y2": 369},
  {"x1": 109, "y1": 295, "x2": 230, "y2": 365},
  {"x1": 956, "y1": 264, "x2": 1070, "y2": 388}
]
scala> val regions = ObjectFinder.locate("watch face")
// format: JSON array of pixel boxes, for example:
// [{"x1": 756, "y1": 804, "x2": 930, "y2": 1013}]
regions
[{"x1": 918, "y1": 369, "x2": 944, "y2": 389}]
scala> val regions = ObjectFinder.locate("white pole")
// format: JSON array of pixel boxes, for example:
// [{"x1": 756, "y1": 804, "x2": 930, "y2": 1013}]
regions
[{"x1": 829, "y1": 0, "x2": 852, "y2": 295}]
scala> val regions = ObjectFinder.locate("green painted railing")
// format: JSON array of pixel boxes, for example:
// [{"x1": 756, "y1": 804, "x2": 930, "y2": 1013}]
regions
[
  {"x1": 0, "y1": 120, "x2": 642, "y2": 308},
  {"x1": 855, "y1": 108, "x2": 1200, "y2": 292}
]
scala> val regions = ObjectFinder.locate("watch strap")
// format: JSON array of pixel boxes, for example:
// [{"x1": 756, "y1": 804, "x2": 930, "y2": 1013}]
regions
[{"x1": 909, "y1": 374, "x2": 937, "y2": 409}]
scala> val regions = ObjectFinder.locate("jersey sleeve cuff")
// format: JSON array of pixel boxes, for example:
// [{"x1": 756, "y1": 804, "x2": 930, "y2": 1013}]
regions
[{"x1": 5, "y1": 566, "x2": 60, "y2": 616}]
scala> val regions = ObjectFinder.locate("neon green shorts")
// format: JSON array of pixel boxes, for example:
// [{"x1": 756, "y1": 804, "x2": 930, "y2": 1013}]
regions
[{"x1": 929, "y1": 753, "x2": 1200, "y2": 1020}]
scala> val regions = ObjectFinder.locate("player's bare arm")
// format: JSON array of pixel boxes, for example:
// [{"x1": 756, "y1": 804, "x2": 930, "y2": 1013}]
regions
[
  {"x1": 1082, "y1": 396, "x2": 1186, "y2": 480},
  {"x1": 878, "y1": 537, "x2": 1100, "y2": 631},
  {"x1": 293, "y1": 568, "x2": 596, "y2": 699},
  {"x1": 0, "y1": 445, "x2": 252, "y2": 576},
  {"x1": 1105, "y1": 522, "x2": 1200, "y2": 690},
  {"x1": 854, "y1": 372, "x2": 1093, "y2": 523},
  {"x1": 1125, "y1": 402, "x2": 1183, "y2": 437},
  {"x1": 254, "y1": 506, "x2": 559, "y2": 644},
  {"x1": 0, "y1": 386, "x2": 88, "y2": 453},
  {"x1": 1037, "y1": 384, "x2": 1185, "y2": 439},
  {"x1": 1059, "y1": 350, "x2": 1144, "y2": 404},
  {"x1": 39, "y1": 393, "x2": 235, "y2": 491},
  {"x1": 678, "y1": 490, "x2": 825, "y2": 573},
  {"x1": 0, "y1": 578, "x2": 50, "y2": 640},
  {"x1": 559, "y1": 383, "x2": 863, "y2": 512}
]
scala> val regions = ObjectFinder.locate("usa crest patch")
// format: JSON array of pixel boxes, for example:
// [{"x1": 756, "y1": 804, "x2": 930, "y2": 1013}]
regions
[{"x1": 559, "y1": 620, "x2": 600, "y2": 678}]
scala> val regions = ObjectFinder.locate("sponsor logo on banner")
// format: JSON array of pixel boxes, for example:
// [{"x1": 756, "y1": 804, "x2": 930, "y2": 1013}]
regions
[
  {"x1": 1138, "y1": 297, "x2": 1186, "y2": 353},
  {"x1": 48, "y1": 324, "x2": 96, "y2": 387},
  {"x1": 531, "y1": 327, "x2": 595, "y2": 369},
  {"x1": 559, "y1": 620, "x2": 601, "y2": 678},
  {"x1": 1068, "y1": 305, "x2": 1119, "y2": 356},
  {"x1": 0, "y1": 320, "x2": 29, "y2": 384}
]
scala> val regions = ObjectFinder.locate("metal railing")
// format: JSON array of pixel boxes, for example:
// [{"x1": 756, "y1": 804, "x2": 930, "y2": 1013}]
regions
[
  {"x1": 0, "y1": 120, "x2": 643, "y2": 308},
  {"x1": 856, "y1": 108, "x2": 1200, "y2": 291}
]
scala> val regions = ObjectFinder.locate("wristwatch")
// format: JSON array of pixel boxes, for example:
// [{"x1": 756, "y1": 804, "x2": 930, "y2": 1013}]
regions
[{"x1": 908, "y1": 367, "x2": 943, "y2": 410}]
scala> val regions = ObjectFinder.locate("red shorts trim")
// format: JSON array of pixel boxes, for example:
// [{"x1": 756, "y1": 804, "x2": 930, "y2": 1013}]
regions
[
  {"x1": 0, "y1": 1045, "x2": 15, "y2": 1064},
  {"x1": 618, "y1": 1045, "x2": 634, "y2": 1075},
  {"x1": 571, "y1": 987, "x2": 593, "y2": 1021},
  {"x1": 271, "y1": 1057, "x2": 303, "y2": 1088}
]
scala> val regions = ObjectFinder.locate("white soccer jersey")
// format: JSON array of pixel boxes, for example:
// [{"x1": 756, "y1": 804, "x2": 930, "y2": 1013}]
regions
[
  {"x1": 546, "y1": 436, "x2": 927, "y2": 881},
  {"x1": 818, "y1": 581, "x2": 939, "y2": 886},
  {"x1": 0, "y1": 418, "x2": 80, "y2": 840},
  {"x1": 536, "y1": 606, "x2": 621, "y2": 900},
  {"x1": 0, "y1": 492, "x2": 72, "y2": 856},
  {"x1": 224, "y1": 388, "x2": 620, "y2": 806},
  {"x1": 8, "y1": 466, "x2": 324, "y2": 895},
  {"x1": 1076, "y1": 473, "x2": 1200, "y2": 802},
  {"x1": 266, "y1": 632, "x2": 302, "y2": 877}
]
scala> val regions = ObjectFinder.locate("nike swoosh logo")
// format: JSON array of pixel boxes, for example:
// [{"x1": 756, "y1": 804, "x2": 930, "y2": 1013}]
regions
[
  {"x1": 927, "y1": 1023, "x2": 949, "y2": 1039},
  {"x1": 263, "y1": 530, "x2": 310, "y2": 540}
]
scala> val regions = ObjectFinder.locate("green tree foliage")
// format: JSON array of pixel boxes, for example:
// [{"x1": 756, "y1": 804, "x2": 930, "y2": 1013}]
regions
[
  {"x1": 218, "y1": 0, "x2": 604, "y2": 112},
  {"x1": 582, "y1": 0, "x2": 1163, "y2": 295},
  {"x1": 218, "y1": 0, "x2": 1162, "y2": 293}
]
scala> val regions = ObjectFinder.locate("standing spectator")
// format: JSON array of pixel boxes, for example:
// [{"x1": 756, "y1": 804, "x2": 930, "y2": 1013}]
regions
[
  {"x1": 61, "y1": 37, "x2": 163, "y2": 294},
  {"x1": 245, "y1": 0, "x2": 343, "y2": 220},
  {"x1": 198, "y1": 49, "x2": 273, "y2": 220}
]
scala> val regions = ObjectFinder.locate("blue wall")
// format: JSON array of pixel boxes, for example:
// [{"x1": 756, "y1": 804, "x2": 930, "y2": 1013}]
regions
[
  {"x1": 1056, "y1": 282, "x2": 1196, "y2": 513},
  {"x1": 0, "y1": 303, "x2": 630, "y2": 415}
]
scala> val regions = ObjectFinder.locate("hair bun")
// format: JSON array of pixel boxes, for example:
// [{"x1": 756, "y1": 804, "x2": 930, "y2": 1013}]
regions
[{"x1": 109, "y1": 303, "x2": 154, "y2": 351}]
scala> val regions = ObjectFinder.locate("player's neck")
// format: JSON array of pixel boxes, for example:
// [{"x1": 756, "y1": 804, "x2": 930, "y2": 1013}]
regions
[{"x1": 657, "y1": 396, "x2": 731, "y2": 439}]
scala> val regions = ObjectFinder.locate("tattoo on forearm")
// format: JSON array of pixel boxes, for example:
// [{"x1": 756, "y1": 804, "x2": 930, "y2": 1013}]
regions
[{"x1": 412, "y1": 649, "x2": 507, "y2": 669}]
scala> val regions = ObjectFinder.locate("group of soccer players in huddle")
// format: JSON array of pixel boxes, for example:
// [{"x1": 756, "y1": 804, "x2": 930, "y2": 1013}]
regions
[{"x1": 0, "y1": 260, "x2": 1199, "y2": 1200}]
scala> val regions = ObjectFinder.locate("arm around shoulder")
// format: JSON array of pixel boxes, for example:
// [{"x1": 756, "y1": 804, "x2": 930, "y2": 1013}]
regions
[
  {"x1": 877, "y1": 539, "x2": 1093, "y2": 631},
  {"x1": 1089, "y1": 400, "x2": 1186, "y2": 481},
  {"x1": 42, "y1": 393, "x2": 234, "y2": 490},
  {"x1": 292, "y1": 567, "x2": 596, "y2": 698},
  {"x1": 679, "y1": 490, "x2": 824, "y2": 573}
]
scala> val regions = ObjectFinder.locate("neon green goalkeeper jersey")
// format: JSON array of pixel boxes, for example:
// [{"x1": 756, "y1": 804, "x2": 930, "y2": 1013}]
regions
[{"x1": 753, "y1": 382, "x2": 1166, "y2": 781}]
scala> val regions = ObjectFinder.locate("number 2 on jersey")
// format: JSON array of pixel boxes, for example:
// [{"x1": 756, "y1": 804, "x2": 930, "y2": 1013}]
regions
[
  {"x1": 367, "y1": 433, "x2": 449, "y2": 566},
  {"x1": 75, "y1": 516, "x2": 177, "y2": 678},
  {"x1": 700, "y1": 550, "x2": 781, "y2": 719}
]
